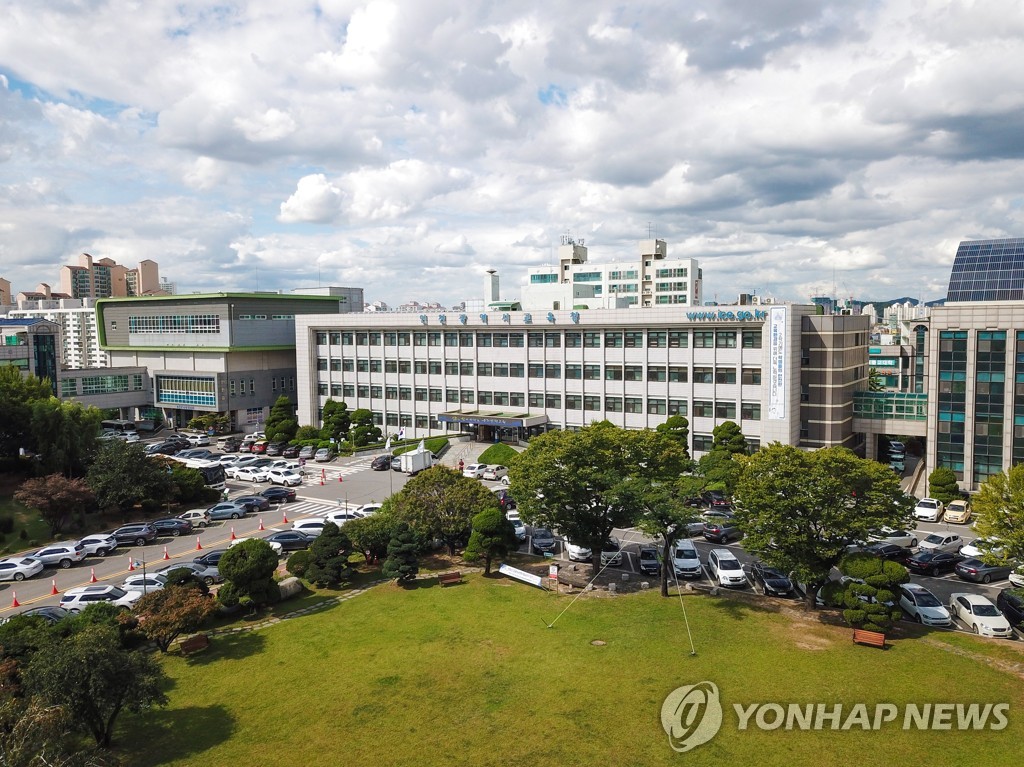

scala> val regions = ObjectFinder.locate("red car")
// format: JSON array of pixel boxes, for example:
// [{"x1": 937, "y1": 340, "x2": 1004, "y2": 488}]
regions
[{"x1": 251, "y1": 441, "x2": 268, "y2": 454}]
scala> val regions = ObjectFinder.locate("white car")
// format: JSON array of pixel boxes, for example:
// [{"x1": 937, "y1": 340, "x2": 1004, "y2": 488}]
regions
[
  {"x1": 1010, "y1": 567, "x2": 1024, "y2": 588},
  {"x1": 266, "y1": 469, "x2": 302, "y2": 486},
  {"x1": 707, "y1": 548, "x2": 747, "y2": 588},
  {"x1": 949, "y1": 593, "x2": 1014, "y2": 638},
  {"x1": 897, "y1": 583, "x2": 952, "y2": 627},
  {"x1": 672, "y1": 540, "x2": 702, "y2": 578},
  {"x1": 462, "y1": 463, "x2": 487, "y2": 479},
  {"x1": 186, "y1": 433, "x2": 211, "y2": 446},
  {"x1": 59, "y1": 585, "x2": 141, "y2": 613},
  {"x1": 179, "y1": 509, "x2": 212, "y2": 528},
  {"x1": 234, "y1": 467, "x2": 270, "y2": 483},
  {"x1": 324, "y1": 511, "x2": 362, "y2": 527},
  {"x1": 913, "y1": 498, "x2": 944, "y2": 522},
  {"x1": 229, "y1": 537, "x2": 284, "y2": 556},
  {"x1": 357, "y1": 503, "x2": 381, "y2": 516},
  {"x1": 292, "y1": 519, "x2": 327, "y2": 537},
  {"x1": 225, "y1": 456, "x2": 263, "y2": 477},
  {"x1": 960, "y1": 538, "x2": 1005, "y2": 559},
  {"x1": 868, "y1": 528, "x2": 919, "y2": 549},
  {"x1": 122, "y1": 573, "x2": 168, "y2": 594},
  {"x1": 565, "y1": 538, "x2": 592, "y2": 562},
  {"x1": 217, "y1": 454, "x2": 243, "y2": 466},
  {"x1": 0, "y1": 557, "x2": 44, "y2": 582},
  {"x1": 917, "y1": 533, "x2": 963, "y2": 554},
  {"x1": 482, "y1": 465, "x2": 509, "y2": 481},
  {"x1": 77, "y1": 534, "x2": 118, "y2": 558},
  {"x1": 500, "y1": 475, "x2": 511, "y2": 486},
  {"x1": 510, "y1": 517, "x2": 526, "y2": 541}
]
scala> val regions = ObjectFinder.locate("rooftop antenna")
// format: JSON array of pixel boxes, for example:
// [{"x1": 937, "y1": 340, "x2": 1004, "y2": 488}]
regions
[{"x1": 647, "y1": 221, "x2": 653, "y2": 238}]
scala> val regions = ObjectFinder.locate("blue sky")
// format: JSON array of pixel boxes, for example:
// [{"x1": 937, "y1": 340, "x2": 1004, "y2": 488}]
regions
[{"x1": 2, "y1": 1, "x2": 1024, "y2": 307}]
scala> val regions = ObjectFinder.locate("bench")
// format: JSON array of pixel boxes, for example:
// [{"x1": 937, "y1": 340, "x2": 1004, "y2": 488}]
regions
[
  {"x1": 179, "y1": 633, "x2": 210, "y2": 654},
  {"x1": 437, "y1": 571, "x2": 462, "y2": 587},
  {"x1": 852, "y1": 628, "x2": 886, "y2": 649}
]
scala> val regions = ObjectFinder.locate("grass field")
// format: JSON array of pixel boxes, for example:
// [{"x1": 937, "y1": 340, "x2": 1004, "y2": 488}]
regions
[{"x1": 115, "y1": 575, "x2": 1024, "y2": 766}]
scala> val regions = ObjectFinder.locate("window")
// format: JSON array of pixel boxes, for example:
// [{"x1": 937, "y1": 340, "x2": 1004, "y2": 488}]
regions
[
  {"x1": 478, "y1": 391, "x2": 493, "y2": 405},
  {"x1": 584, "y1": 395, "x2": 601, "y2": 411},
  {"x1": 694, "y1": 331, "x2": 714, "y2": 348},
  {"x1": 742, "y1": 368, "x2": 762, "y2": 385},
  {"x1": 509, "y1": 333, "x2": 524, "y2": 348},
  {"x1": 566, "y1": 394, "x2": 582, "y2": 410},
  {"x1": 329, "y1": 332, "x2": 341, "y2": 345},
  {"x1": 429, "y1": 388, "x2": 442, "y2": 402},
  {"x1": 624, "y1": 397, "x2": 643, "y2": 414},
  {"x1": 509, "y1": 363, "x2": 525, "y2": 377},
  {"x1": 128, "y1": 314, "x2": 220, "y2": 334},
  {"x1": 317, "y1": 358, "x2": 328, "y2": 371},
  {"x1": 316, "y1": 332, "x2": 328, "y2": 345},
  {"x1": 509, "y1": 392, "x2": 525, "y2": 407},
  {"x1": 493, "y1": 391, "x2": 509, "y2": 406},
  {"x1": 415, "y1": 388, "x2": 428, "y2": 402},
  {"x1": 716, "y1": 331, "x2": 736, "y2": 348},
  {"x1": 693, "y1": 434, "x2": 714, "y2": 452},
  {"x1": 429, "y1": 361, "x2": 442, "y2": 375},
  {"x1": 343, "y1": 384, "x2": 355, "y2": 398},
  {"x1": 584, "y1": 331, "x2": 601, "y2": 348},
  {"x1": 624, "y1": 331, "x2": 644, "y2": 348},
  {"x1": 493, "y1": 362, "x2": 509, "y2": 377},
  {"x1": 565, "y1": 364, "x2": 582, "y2": 379},
  {"x1": 272, "y1": 377, "x2": 277, "y2": 391},
  {"x1": 461, "y1": 390, "x2": 475, "y2": 404},
  {"x1": 669, "y1": 399, "x2": 687, "y2": 416},
  {"x1": 229, "y1": 379, "x2": 236, "y2": 396},
  {"x1": 317, "y1": 383, "x2": 328, "y2": 396},
  {"x1": 742, "y1": 330, "x2": 762, "y2": 349},
  {"x1": 397, "y1": 333, "x2": 410, "y2": 347},
  {"x1": 370, "y1": 359, "x2": 384, "y2": 373},
  {"x1": 648, "y1": 366, "x2": 667, "y2": 382},
  {"x1": 446, "y1": 389, "x2": 459, "y2": 402},
  {"x1": 605, "y1": 396, "x2": 623, "y2": 412},
  {"x1": 477, "y1": 333, "x2": 492, "y2": 347},
  {"x1": 246, "y1": 407, "x2": 262, "y2": 425},
  {"x1": 331, "y1": 384, "x2": 342, "y2": 397},
  {"x1": 693, "y1": 367, "x2": 713, "y2": 384},
  {"x1": 529, "y1": 392, "x2": 544, "y2": 408},
  {"x1": 358, "y1": 385, "x2": 370, "y2": 398},
  {"x1": 545, "y1": 332, "x2": 561, "y2": 348},
  {"x1": 386, "y1": 386, "x2": 398, "y2": 400},
  {"x1": 413, "y1": 332, "x2": 427, "y2": 347},
  {"x1": 741, "y1": 402, "x2": 761, "y2": 421},
  {"x1": 445, "y1": 361, "x2": 459, "y2": 375},
  {"x1": 716, "y1": 368, "x2": 737, "y2": 384},
  {"x1": 648, "y1": 331, "x2": 667, "y2": 348},
  {"x1": 428, "y1": 332, "x2": 441, "y2": 347},
  {"x1": 369, "y1": 332, "x2": 381, "y2": 346},
  {"x1": 693, "y1": 400, "x2": 713, "y2": 417},
  {"x1": 529, "y1": 363, "x2": 544, "y2": 379},
  {"x1": 584, "y1": 364, "x2": 601, "y2": 381},
  {"x1": 528, "y1": 332, "x2": 544, "y2": 348},
  {"x1": 545, "y1": 393, "x2": 561, "y2": 408},
  {"x1": 415, "y1": 360, "x2": 428, "y2": 374},
  {"x1": 444, "y1": 332, "x2": 458, "y2": 347},
  {"x1": 330, "y1": 359, "x2": 342, "y2": 372},
  {"x1": 343, "y1": 359, "x2": 355, "y2": 372},
  {"x1": 459, "y1": 333, "x2": 473, "y2": 348},
  {"x1": 565, "y1": 332, "x2": 582, "y2": 348},
  {"x1": 605, "y1": 331, "x2": 623, "y2": 348},
  {"x1": 715, "y1": 402, "x2": 737, "y2": 419},
  {"x1": 249, "y1": 379, "x2": 255, "y2": 394},
  {"x1": 669, "y1": 366, "x2": 688, "y2": 383},
  {"x1": 493, "y1": 333, "x2": 509, "y2": 348},
  {"x1": 545, "y1": 364, "x2": 561, "y2": 379},
  {"x1": 478, "y1": 362, "x2": 492, "y2": 376},
  {"x1": 669, "y1": 330, "x2": 688, "y2": 348},
  {"x1": 605, "y1": 365, "x2": 623, "y2": 381},
  {"x1": 624, "y1": 365, "x2": 643, "y2": 382},
  {"x1": 648, "y1": 398, "x2": 667, "y2": 415},
  {"x1": 459, "y1": 361, "x2": 474, "y2": 376},
  {"x1": 356, "y1": 332, "x2": 368, "y2": 346},
  {"x1": 356, "y1": 359, "x2": 369, "y2": 373},
  {"x1": 371, "y1": 386, "x2": 382, "y2": 398}
]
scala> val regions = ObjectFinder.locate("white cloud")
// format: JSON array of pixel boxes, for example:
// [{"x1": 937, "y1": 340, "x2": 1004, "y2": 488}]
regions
[{"x1": 279, "y1": 174, "x2": 345, "y2": 224}]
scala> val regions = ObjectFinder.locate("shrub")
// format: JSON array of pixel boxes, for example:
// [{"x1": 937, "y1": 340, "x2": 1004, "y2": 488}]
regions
[
  {"x1": 287, "y1": 550, "x2": 312, "y2": 578},
  {"x1": 0, "y1": 516, "x2": 14, "y2": 535},
  {"x1": 928, "y1": 467, "x2": 960, "y2": 504},
  {"x1": 163, "y1": 567, "x2": 210, "y2": 596}
]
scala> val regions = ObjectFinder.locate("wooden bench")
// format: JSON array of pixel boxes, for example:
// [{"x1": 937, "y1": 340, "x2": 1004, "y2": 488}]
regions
[
  {"x1": 437, "y1": 571, "x2": 462, "y2": 587},
  {"x1": 852, "y1": 628, "x2": 886, "y2": 649},
  {"x1": 179, "y1": 633, "x2": 210, "y2": 654}
]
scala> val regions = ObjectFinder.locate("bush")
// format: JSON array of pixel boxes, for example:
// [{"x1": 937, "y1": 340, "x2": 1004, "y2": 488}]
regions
[
  {"x1": 0, "y1": 515, "x2": 14, "y2": 535},
  {"x1": 928, "y1": 467, "x2": 960, "y2": 504},
  {"x1": 287, "y1": 550, "x2": 312, "y2": 578},
  {"x1": 163, "y1": 567, "x2": 210, "y2": 596},
  {"x1": 217, "y1": 581, "x2": 240, "y2": 608},
  {"x1": 19, "y1": 529, "x2": 28, "y2": 540},
  {"x1": 140, "y1": 498, "x2": 163, "y2": 515}
]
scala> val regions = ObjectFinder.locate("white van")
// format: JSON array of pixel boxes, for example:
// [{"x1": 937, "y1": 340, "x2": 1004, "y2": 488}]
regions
[
  {"x1": 672, "y1": 540, "x2": 702, "y2": 578},
  {"x1": 707, "y1": 548, "x2": 747, "y2": 588}
]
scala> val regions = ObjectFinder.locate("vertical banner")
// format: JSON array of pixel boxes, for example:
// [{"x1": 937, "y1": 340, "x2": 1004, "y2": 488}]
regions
[{"x1": 767, "y1": 306, "x2": 788, "y2": 420}]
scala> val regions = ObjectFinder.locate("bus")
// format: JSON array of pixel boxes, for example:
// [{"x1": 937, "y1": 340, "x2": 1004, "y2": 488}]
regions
[
  {"x1": 100, "y1": 419, "x2": 137, "y2": 434},
  {"x1": 182, "y1": 459, "x2": 226, "y2": 491}
]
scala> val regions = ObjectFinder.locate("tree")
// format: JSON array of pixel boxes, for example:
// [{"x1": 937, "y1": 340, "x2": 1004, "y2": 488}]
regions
[
  {"x1": 0, "y1": 366, "x2": 51, "y2": 459},
  {"x1": 822, "y1": 551, "x2": 908, "y2": 633},
  {"x1": 732, "y1": 444, "x2": 912, "y2": 610},
  {"x1": 390, "y1": 466, "x2": 495, "y2": 555},
  {"x1": 14, "y1": 474, "x2": 94, "y2": 537},
  {"x1": 265, "y1": 395, "x2": 298, "y2": 443},
  {"x1": 217, "y1": 538, "x2": 280, "y2": 608},
  {"x1": 464, "y1": 507, "x2": 517, "y2": 574},
  {"x1": 632, "y1": 472, "x2": 704, "y2": 597},
  {"x1": 0, "y1": 700, "x2": 115, "y2": 767},
  {"x1": 710, "y1": 420, "x2": 747, "y2": 455},
  {"x1": 868, "y1": 368, "x2": 886, "y2": 392},
  {"x1": 23, "y1": 625, "x2": 167, "y2": 747},
  {"x1": 928, "y1": 467, "x2": 961, "y2": 504},
  {"x1": 349, "y1": 408, "x2": 381, "y2": 447},
  {"x1": 344, "y1": 511, "x2": 399, "y2": 564},
  {"x1": 29, "y1": 398, "x2": 103, "y2": 477},
  {"x1": 382, "y1": 523, "x2": 419, "y2": 582},
  {"x1": 130, "y1": 586, "x2": 217, "y2": 652},
  {"x1": 294, "y1": 425, "x2": 321, "y2": 442},
  {"x1": 86, "y1": 441, "x2": 173, "y2": 514},
  {"x1": 655, "y1": 415, "x2": 690, "y2": 460},
  {"x1": 973, "y1": 463, "x2": 1024, "y2": 564},
  {"x1": 510, "y1": 421, "x2": 688, "y2": 573},
  {"x1": 168, "y1": 462, "x2": 209, "y2": 505},
  {"x1": 697, "y1": 449, "x2": 742, "y2": 495},
  {"x1": 306, "y1": 522, "x2": 354, "y2": 587},
  {"x1": 319, "y1": 399, "x2": 350, "y2": 442}
]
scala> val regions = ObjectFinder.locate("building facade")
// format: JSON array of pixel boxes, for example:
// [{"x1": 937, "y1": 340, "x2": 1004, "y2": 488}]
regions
[
  {"x1": 0, "y1": 318, "x2": 60, "y2": 394},
  {"x1": 60, "y1": 254, "x2": 161, "y2": 299},
  {"x1": 8, "y1": 298, "x2": 109, "y2": 369}
]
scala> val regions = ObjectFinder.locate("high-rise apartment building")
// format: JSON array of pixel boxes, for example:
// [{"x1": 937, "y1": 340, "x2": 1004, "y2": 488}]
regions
[
  {"x1": 60, "y1": 254, "x2": 161, "y2": 299},
  {"x1": 8, "y1": 298, "x2": 109, "y2": 369}
]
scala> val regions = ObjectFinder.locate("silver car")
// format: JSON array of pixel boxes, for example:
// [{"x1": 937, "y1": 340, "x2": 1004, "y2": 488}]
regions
[
  {"x1": 77, "y1": 534, "x2": 118, "y2": 558},
  {"x1": 30, "y1": 542, "x2": 87, "y2": 569}
]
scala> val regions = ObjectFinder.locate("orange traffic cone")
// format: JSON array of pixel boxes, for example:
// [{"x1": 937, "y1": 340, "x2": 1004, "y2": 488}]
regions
[
  {"x1": 338, "y1": 474, "x2": 343, "y2": 482},
  {"x1": 163, "y1": 546, "x2": 170, "y2": 560},
  {"x1": 90, "y1": 567, "x2": 97, "y2": 583},
  {"x1": 230, "y1": 527, "x2": 237, "y2": 541},
  {"x1": 195, "y1": 536, "x2": 203, "y2": 551},
  {"x1": 128, "y1": 556, "x2": 135, "y2": 572},
  {"x1": 10, "y1": 592, "x2": 19, "y2": 608},
  {"x1": 50, "y1": 579, "x2": 58, "y2": 596},
  {"x1": 282, "y1": 511, "x2": 289, "y2": 524},
  {"x1": 258, "y1": 517, "x2": 265, "y2": 531},
  {"x1": 319, "y1": 476, "x2": 324, "y2": 486}
]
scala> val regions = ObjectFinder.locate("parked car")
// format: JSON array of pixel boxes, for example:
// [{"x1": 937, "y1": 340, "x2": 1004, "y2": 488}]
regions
[
  {"x1": 77, "y1": 534, "x2": 118, "y2": 558},
  {"x1": 206, "y1": 502, "x2": 250, "y2": 520},
  {"x1": 703, "y1": 515, "x2": 742, "y2": 544},
  {"x1": 177, "y1": 448, "x2": 216, "y2": 461},
  {"x1": 217, "y1": 454, "x2": 243, "y2": 467},
  {"x1": 267, "y1": 468, "x2": 303, "y2": 487},
  {"x1": 944, "y1": 500, "x2": 972, "y2": 524},
  {"x1": 232, "y1": 495, "x2": 271, "y2": 512},
  {"x1": 905, "y1": 549, "x2": 963, "y2": 576},
  {"x1": 292, "y1": 519, "x2": 327, "y2": 537},
  {"x1": 145, "y1": 441, "x2": 181, "y2": 456},
  {"x1": 707, "y1": 548, "x2": 747, "y2": 588},
  {"x1": 314, "y1": 448, "x2": 336, "y2": 462},
  {"x1": 155, "y1": 560, "x2": 222, "y2": 585},
  {"x1": 955, "y1": 557, "x2": 1016, "y2": 584},
  {"x1": 225, "y1": 455, "x2": 263, "y2": 477},
  {"x1": 510, "y1": 517, "x2": 527, "y2": 542},
  {"x1": 748, "y1": 562, "x2": 793, "y2": 596},
  {"x1": 250, "y1": 441, "x2": 269, "y2": 454},
  {"x1": 1010, "y1": 567, "x2": 1024, "y2": 588},
  {"x1": 896, "y1": 583, "x2": 952, "y2": 626},
  {"x1": 565, "y1": 538, "x2": 592, "y2": 562},
  {"x1": 264, "y1": 530, "x2": 317, "y2": 552},
  {"x1": 220, "y1": 437, "x2": 242, "y2": 453},
  {"x1": 371, "y1": 454, "x2": 393, "y2": 470},
  {"x1": 888, "y1": 440, "x2": 906, "y2": 455},
  {"x1": 638, "y1": 546, "x2": 661, "y2": 575},
  {"x1": 298, "y1": 445, "x2": 316, "y2": 460},
  {"x1": 265, "y1": 441, "x2": 286, "y2": 456},
  {"x1": 0, "y1": 557, "x2": 44, "y2": 581},
  {"x1": 357, "y1": 503, "x2": 382, "y2": 516},
  {"x1": 917, "y1": 533, "x2": 963, "y2": 554},
  {"x1": 178, "y1": 509, "x2": 212, "y2": 528},
  {"x1": 238, "y1": 441, "x2": 254, "y2": 453},
  {"x1": 913, "y1": 498, "x2": 945, "y2": 523},
  {"x1": 234, "y1": 466, "x2": 271, "y2": 483},
  {"x1": 862, "y1": 542, "x2": 911, "y2": 562},
  {"x1": 186, "y1": 433, "x2": 211, "y2": 446},
  {"x1": 282, "y1": 444, "x2": 302, "y2": 458},
  {"x1": 7, "y1": 605, "x2": 68, "y2": 624},
  {"x1": 229, "y1": 537, "x2": 283, "y2": 555},
  {"x1": 29, "y1": 542, "x2": 87, "y2": 569},
  {"x1": 600, "y1": 538, "x2": 623, "y2": 567},
  {"x1": 491, "y1": 488, "x2": 516, "y2": 511},
  {"x1": 192, "y1": 549, "x2": 227, "y2": 569},
  {"x1": 122, "y1": 573, "x2": 168, "y2": 594},
  {"x1": 701, "y1": 491, "x2": 732, "y2": 509},
  {"x1": 960, "y1": 537, "x2": 1005, "y2": 559},
  {"x1": 59, "y1": 585, "x2": 141, "y2": 613},
  {"x1": 482, "y1": 465, "x2": 508, "y2": 481},
  {"x1": 462, "y1": 463, "x2": 487, "y2": 478},
  {"x1": 996, "y1": 588, "x2": 1024, "y2": 627},
  {"x1": 869, "y1": 528, "x2": 919, "y2": 549},
  {"x1": 150, "y1": 517, "x2": 194, "y2": 537},
  {"x1": 949, "y1": 593, "x2": 1014, "y2": 638},
  {"x1": 672, "y1": 540, "x2": 702, "y2": 578},
  {"x1": 531, "y1": 528, "x2": 557, "y2": 555},
  {"x1": 261, "y1": 486, "x2": 297, "y2": 504},
  {"x1": 110, "y1": 524, "x2": 159, "y2": 547},
  {"x1": 323, "y1": 511, "x2": 361, "y2": 527},
  {"x1": 889, "y1": 458, "x2": 905, "y2": 473}
]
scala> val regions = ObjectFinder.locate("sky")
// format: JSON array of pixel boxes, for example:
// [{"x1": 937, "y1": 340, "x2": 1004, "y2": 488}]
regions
[{"x1": 2, "y1": 1, "x2": 1024, "y2": 309}]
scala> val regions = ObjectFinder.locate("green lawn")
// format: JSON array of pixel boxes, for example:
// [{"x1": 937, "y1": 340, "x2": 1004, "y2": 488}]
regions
[
  {"x1": 476, "y1": 442, "x2": 520, "y2": 465},
  {"x1": 115, "y1": 576, "x2": 1024, "y2": 766},
  {"x1": 0, "y1": 490, "x2": 51, "y2": 553}
]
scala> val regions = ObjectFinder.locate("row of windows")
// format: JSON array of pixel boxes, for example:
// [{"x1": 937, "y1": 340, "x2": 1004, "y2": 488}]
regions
[
  {"x1": 237, "y1": 314, "x2": 295, "y2": 320},
  {"x1": 128, "y1": 315, "x2": 220, "y2": 334},
  {"x1": 227, "y1": 377, "x2": 296, "y2": 397},
  {"x1": 314, "y1": 328, "x2": 762, "y2": 350},
  {"x1": 155, "y1": 376, "x2": 216, "y2": 406}
]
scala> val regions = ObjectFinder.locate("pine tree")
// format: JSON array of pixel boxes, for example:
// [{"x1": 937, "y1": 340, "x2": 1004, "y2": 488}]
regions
[
  {"x1": 382, "y1": 522, "x2": 419, "y2": 582},
  {"x1": 464, "y1": 507, "x2": 517, "y2": 574},
  {"x1": 306, "y1": 522, "x2": 354, "y2": 587},
  {"x1": 265, "y1": 395, "x2": 298, "y2": 442}
]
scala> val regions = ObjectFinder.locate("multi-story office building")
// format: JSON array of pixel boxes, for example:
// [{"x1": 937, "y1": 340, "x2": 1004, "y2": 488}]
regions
[
  {"x1": 97, "y1": 291, "x2": 359, "y2": 431},
  {"x1": 8, "y1": 298, "x2": 109, "y2": 369},
  {"x1": 60, "y1": 254, "x2": 161, "y2": 299},
  {"x1": 0, "y1": 318, "x2": 60, "y2": 394},
  {"x1": 295, "y1": 304, "x2": 868, "y2": 456},
  {"x1": 522, "y1": 238, "x2": 702, "y2": 310}
]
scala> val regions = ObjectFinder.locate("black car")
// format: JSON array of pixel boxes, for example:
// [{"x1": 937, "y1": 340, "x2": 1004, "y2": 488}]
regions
[
  {"x1": 905, "y1": 550, "x2": 963, "y2": 576},
  {"x1": 264, "y1": 531, "x2": 317, "y2": 552},
  {"x1": 703, "y1": 516, "x2": 742, "y2": 544},
  {"x1": 748, "y1": 562, "x2": 793, "y2": 596},
  {"x1": 638, "y1": 546, "x2": 661, "y2": 575},
  {"x1": 531, "y1": 528, "x2": 557, "y2": 555},
  {"x1": 261, "y1": 486, "x2": 296, "y2": 504},
  {"x1": 701, "y1": 491, "x2": 731, "y2": 509},
  {"x1": 163, "y1": 435, "x2": 192, "y2": 449},
  {"x1": 862, "y1": 542, "x2": 910, "y2": 562},
  {"x1": 111, "y1": 523, "x2": 159, "y2": 546},
  {"x1": 266, "y1": 441, "x2": 286, "y2": 456},
  {"x1": 8, "y1": 605, "x2": 70, "y2": 625},
  {"x1": 282, "y1": 444, "x2": 301, "y2": 458},
  {"x1": 996, "y1": 588, "x2": 1024, "y2": 627},
  {"x1": 232, "y1": 495, "x2": 272, "y2": 512},
  {"x1": 492, "y1": 488, "x2": 516, "y2": 511},
  {"x1": 145, "y1": 441, "x2": 181, "y2": 456},
  {"x1": 193, "y1": 549, "x2": 226, "y2": 568},
  {"x1": 954, "y1": 558, "x2": 1015, "y2": 584},
  {"x1": 177, "y1": 448, "x2": 216, "y2": 461},
  {"x1": 371, "y1": 455, "x2": 393, "y2": 471},
  {"x1": 150, "y1": 517, "x2": 194, "y2": 537}
]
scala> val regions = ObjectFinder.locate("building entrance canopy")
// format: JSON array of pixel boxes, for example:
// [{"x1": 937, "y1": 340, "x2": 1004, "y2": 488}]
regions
[{"x1": 438, "y1": 410, "x2": 548, "y2": 429}]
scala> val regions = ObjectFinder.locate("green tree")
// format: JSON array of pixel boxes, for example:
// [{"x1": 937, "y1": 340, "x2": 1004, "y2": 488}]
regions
[
  {"x1": 86, "y1": 441, "x2": 173, "y2": 514},
  {"x1": 217, "y1": 538, "x2": 280, "y2": 608},
  {"x1": 294, "y1": 425, "x2": 321, "y2": 442},
  {"x1": 0, "y1": 700, "x2": 114, "y2": 767},
  {"x1": 732, "y1": 444, "x2": 912, "y2": 610},
  {"x1": 168, "y1": 462, "x2": 209, "y2": 505},
  {"x1": 382, "y1": 522, "x2": 419, "y2": 582},
  {"x1": 349, "y1": 408, "x2": 381, "y2": 447},
  {"x1": 29, "y1": 398, "x2": 103, "y2": 478},
  {"x1": 868, "y1": 368, "x2": 886, "y2": 392},
  {"x1": 510, "y1": 421, "x2": 688, "y2": 573},
  {"x1": 14, "y1": 474, "x2": 94, "y2": 537},
  {"x1": 23, "y1": 625, "x2": 167, "y2": 747},
  {"x1": 697, "y1": 449, "x2": 742, "y2": 495},
  {"x1": 130, "y1": 586, "x2": 217, "y2": 652},
  {"x1": 390, "y1": 466, "x2": 495, "y2": 555},
  {"x1": 632, "y1": 471, "x2": 704, "y2": 597},
  {"x1": 319, "y1": 399, "x2": 351, "y2": 442},
  {"x1": 0, "y1": 366, "x2": 51, "y2": 459},
  {"x1": 655, "y1": 415, "x2": 690, "y2": 460},
  {"x1": 928, "y1": 467, "x2": 961, "y2": 504},
  {"x1": 464, "y1": 507, "x2": 517, "y2": 574},
  {"x1": 344, "y1": 511, "x2": 399, "y2": 564},
  {"x1": 973, "y1": 464, "x2": 1024, "y2": 564},
  {"x1": 711, "y1": 420, "x2": 747, "y2": 455},
  {"x1": 264, "y1": 395, "x2": 298, "y2": 443},
  {"x1": 306, "y1": 522, "x2": 354, "y2": 587},
  {"x1": 822, "y1": 551, "x2": 908, "y2": 633}
]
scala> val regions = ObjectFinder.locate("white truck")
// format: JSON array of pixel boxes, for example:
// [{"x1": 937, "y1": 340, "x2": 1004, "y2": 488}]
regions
[{"x1": 399, "y1": 450, "x2": 434, "y2": 475}]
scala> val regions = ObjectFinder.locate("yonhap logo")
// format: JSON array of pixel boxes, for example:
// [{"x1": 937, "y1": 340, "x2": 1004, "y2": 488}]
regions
[{"x1": 661, "y1": 681, "x2": 723, "y2": 752}]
